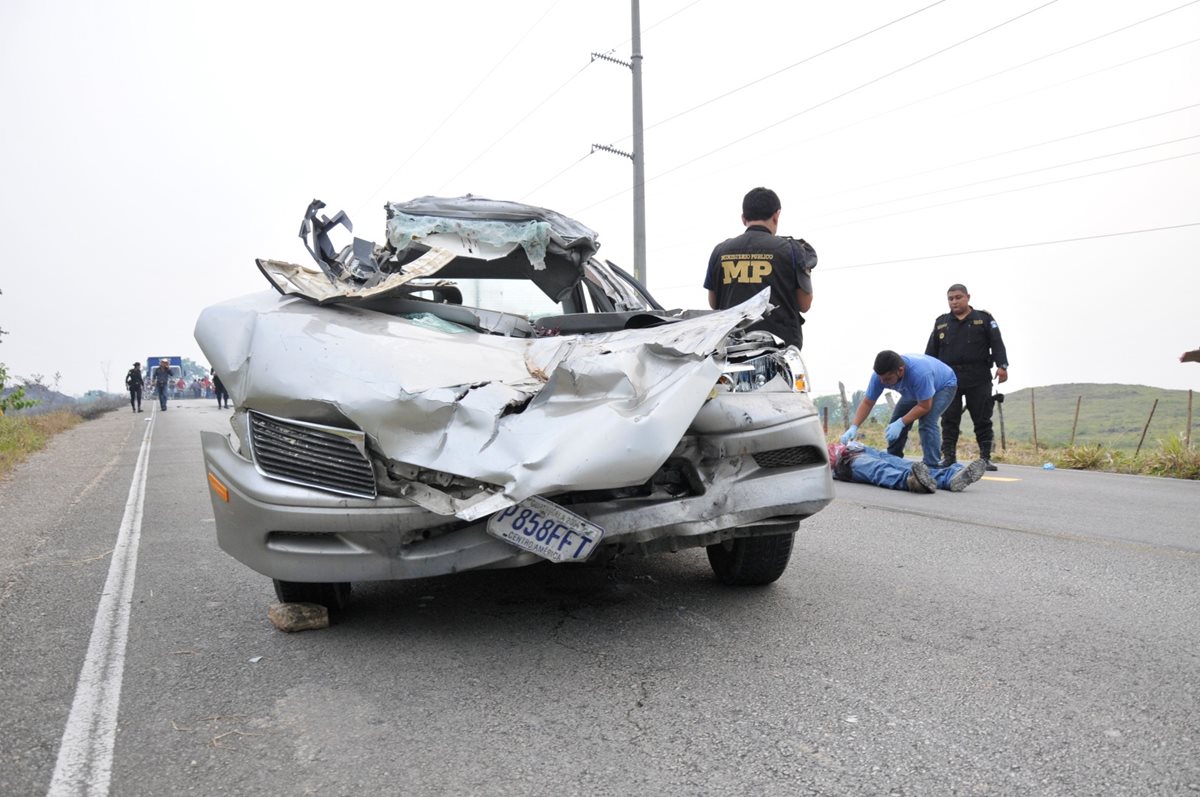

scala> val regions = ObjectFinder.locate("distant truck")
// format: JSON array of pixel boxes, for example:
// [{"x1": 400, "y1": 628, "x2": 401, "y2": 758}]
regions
[{"x1": 146, "y1": 356, "x2": 184, "y2": 397}]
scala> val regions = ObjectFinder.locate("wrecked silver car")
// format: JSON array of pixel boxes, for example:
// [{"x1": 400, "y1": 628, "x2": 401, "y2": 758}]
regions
[{"x1": 195, "y1": 196, "x2": 833, "y2": 608}]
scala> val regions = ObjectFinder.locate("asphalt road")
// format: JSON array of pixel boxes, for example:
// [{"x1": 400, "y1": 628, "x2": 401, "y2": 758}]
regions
[{"x1": 1, "y1": 400, "x2": 1197, "y2": 796}]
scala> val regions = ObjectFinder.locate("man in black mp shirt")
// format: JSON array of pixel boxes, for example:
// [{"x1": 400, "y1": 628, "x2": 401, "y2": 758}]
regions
[
  {"x1": 704, "y1": 187, "x2": 816, "y2": 350},
  {"x1": 925, "y1": 283, "x2": 1009, "y2": 471}
]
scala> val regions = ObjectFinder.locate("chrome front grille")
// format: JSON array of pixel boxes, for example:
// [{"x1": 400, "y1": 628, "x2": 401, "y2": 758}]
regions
[
  {"x1": 752, "y1": 446, "x2": 826, "y2": 469},
  {"x1": 248, "y1": 411, "x2": 377, "y2": 498}
]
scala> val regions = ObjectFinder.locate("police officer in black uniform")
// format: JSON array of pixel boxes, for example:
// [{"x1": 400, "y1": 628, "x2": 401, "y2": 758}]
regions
[
  {"x1": 704, "y1": 187, "x2": 816, "y2": 350},
  {"x1": 124, "y1": 361, "x2": 144, "y2": 413},
  {"x1": 925, "y1": 283, "x2": 1008, "y2": 470}
]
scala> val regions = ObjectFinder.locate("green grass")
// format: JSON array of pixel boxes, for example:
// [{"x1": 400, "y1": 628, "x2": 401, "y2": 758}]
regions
[
  {"x1": 0, "y1": 411, "x2": 82, "y2": 479},
  {"x1": 983, "y1": 384, "x2": 1197, "y2": 453}
]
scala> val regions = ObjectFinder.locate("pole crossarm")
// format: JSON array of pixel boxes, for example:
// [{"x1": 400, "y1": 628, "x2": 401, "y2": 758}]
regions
[
  {"x1": 591, "y1": 143, "x2": 634, "y2": 160},
  {"x1": 590, "y1": 51, "x2": 631, "y2": 69}
]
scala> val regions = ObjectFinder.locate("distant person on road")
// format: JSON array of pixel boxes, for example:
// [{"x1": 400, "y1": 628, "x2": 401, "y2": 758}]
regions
[
  {"x1": 124, "y1": 361, "x2": 143, "y2": 413},
  {"x1": 828, "y1": 442, "x2": 986, "y2": 493},
  {"x1": 704, "y1": 186, "x2": 816, "y2": 350},
  {"x1": 152, "y1": 359, "x2": 173, "y2": 411},
  {"x1": 919, "y1": 283, "x2": 1009, "y2": 472},
  {"x1": 841, "y1": 351, "x2": 958, "y2": 467},
  {"x1": 212, "y1": 368, "x2": 230, "y2": 409}
]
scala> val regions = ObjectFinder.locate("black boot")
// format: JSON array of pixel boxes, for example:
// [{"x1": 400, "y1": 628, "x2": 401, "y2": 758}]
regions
[
  {"x1": 940, "y1": 441, "x2": 957, "y2": 468},
  {"x1": 980, "y1": 443, "x2": 997, "y2": 471}
]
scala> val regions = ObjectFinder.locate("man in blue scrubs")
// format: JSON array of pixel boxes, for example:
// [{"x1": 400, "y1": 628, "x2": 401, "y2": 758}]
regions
[{"x1": 840, "y1": 350, "x2": 958, "y2": 467}]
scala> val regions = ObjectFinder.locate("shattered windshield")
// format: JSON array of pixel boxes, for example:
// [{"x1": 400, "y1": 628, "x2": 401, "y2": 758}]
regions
[{"x1": 449, "y1": 278, "x2": 564, "y2": 318}]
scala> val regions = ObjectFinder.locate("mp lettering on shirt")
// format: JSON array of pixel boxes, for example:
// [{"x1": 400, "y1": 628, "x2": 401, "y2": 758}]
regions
[{"x1": 720, "y1": 253, "x2": 774, "y2": 284}]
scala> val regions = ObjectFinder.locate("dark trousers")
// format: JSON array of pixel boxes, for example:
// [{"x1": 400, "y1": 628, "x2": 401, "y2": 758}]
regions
[
  {"x1": 129, "y1": 387, "x2": 141, "y2": 411},
  {"x1": 941, "y1": 381, "x2": 994, "y2": 461}
]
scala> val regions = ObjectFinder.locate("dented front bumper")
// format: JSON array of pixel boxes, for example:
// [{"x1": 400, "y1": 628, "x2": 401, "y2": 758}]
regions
[{"x1": 200, "y1": 394, "x2": 833, "y2": 584}]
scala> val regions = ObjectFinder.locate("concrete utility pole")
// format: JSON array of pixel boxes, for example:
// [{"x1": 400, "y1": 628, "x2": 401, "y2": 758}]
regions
[
  {"x1": 591, "y1": 0, "x2": 647, "y2": 284},
  {"x1": 630, "y1": 0, "x2": 646, "y2": 285}
]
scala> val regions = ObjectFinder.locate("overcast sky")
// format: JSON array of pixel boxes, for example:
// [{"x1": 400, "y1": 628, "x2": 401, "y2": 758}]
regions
[{"x1": 2, "y1": 0, "x2": 1197, "y2": 398}]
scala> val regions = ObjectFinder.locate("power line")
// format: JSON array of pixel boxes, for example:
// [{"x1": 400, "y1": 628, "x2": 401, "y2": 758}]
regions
[
  {"x1": 813, "y1": 133, "x2": 1200, "y2": 220},
  {"x1": 635, "y1": 0, "x2": 951, "y2": 138},
  {"x1": 644, "y1": 130, "x2": 1200, "y2": 280},
  {"x1": 634, "y1": 9, "x2": 1200, "y2": 220},
  {"x1": 819, "y1": 150, "x2": 1200, "y2": 229},
  {"x1": 434, "y1": 61, "x2": 593, "y2": 194},
  {"x1": 809, "y1": 101, "x2": 1200, "y2": 203},
  {"x1": 353, "y1": 0, "x2": 564, "y2": 216},
  {"x1": 599, "y1": 0, "x2": 704, "y2": 53},
  {"x1": 828, "y1": 222, "x2": 1200, "y2": 270},
  {"x1": 572, "y1": 0, "x2": 1064, "y2": 216},
  {"x1": 520, "y1": 151, "x2": 596, "y2": 201},
  {"x1": 968, "y1": 35, "x2": 1200, "y2": 114},
  {"x1": 647, "y1": 218, "x2": 1200, "y2": 290},
  {"x1": 784, "y1": 0, "x2": 1200, "y2": 176},
  {"x1": 440, "y1": 2, "x2": 705, "y2": 214}
]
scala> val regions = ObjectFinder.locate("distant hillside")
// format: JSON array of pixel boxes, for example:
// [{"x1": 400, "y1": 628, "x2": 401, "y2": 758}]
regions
[
  {"x1": 818, "y1": 383, "x2": 1197, "y2": 453},
  {"x1": 1, "y1": 385, "x2": 121, "y2": 417},
  {"x1": 987, "y1": 384, "x2": 1195, "y2": 452},
  {"x1": 1, "y1": 384, "x2": 77, "y2": 413}
]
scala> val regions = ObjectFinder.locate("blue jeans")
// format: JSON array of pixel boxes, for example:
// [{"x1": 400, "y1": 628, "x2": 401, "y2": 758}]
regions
[
  {"x1": 156, "y1": 383, "x2": 168, "y2": 410},
  {"x1": 885, "y1": 383, "x2": 958, "y2": 466},
  {"x1": 846, "y1": 445, "x2": 965, "y2": 490}
]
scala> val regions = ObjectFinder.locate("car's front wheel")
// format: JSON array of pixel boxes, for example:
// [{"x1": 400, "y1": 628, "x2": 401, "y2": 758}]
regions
[
  {"x1": 706, "y1": 528, "x2": 796, "y2": 586},
  {"x1": 272, "y1": 579, "x2": 352, "y2": 610}
]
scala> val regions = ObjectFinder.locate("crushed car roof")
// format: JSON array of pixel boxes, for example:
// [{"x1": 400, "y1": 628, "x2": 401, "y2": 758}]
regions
[{"x1": 266, "y1": 196, "x2": 601, "y2": 306}]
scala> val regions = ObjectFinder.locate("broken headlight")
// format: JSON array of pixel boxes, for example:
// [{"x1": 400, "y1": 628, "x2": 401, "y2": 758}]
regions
[{"x1": 714, "y1": 349, "x2": 809, "y2": 394}]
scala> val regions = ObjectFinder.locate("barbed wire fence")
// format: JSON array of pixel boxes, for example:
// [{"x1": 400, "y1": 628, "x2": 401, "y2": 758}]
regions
[{"x1": 818, "y1": 388, "x2": 1196, "y2": 454}]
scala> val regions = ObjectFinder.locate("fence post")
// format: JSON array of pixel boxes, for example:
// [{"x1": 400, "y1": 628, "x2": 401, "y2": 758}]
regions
[
  {"x1": 1031, "y1": 388, "x2": 1039, "y2": 454},
  {"x1": 821, "y1": 405, "x2": 829, "y2": 436},
  {"x1": 1187, "y1": 390, "x2": 1194, "y2": 450},
  {"x1": 838, "y1": 382, "x2": 850, "y2": 430},
  {"x1": 1135, "y1": 398, "x2": 1159, "y2": 457},
  {"x1": 1069, "y1": 395, "x2": 1081, "y2": 447}
]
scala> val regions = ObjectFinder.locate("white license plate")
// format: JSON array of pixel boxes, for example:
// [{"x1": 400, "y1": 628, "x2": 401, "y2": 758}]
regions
[{"x1": 486, "y1": 496, "x2": 605, "y2": 563}]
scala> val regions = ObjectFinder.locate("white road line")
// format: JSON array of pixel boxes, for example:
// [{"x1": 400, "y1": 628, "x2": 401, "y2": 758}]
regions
[{"x1": 47, "y1": 412, "x2": 155, "y2": 797}]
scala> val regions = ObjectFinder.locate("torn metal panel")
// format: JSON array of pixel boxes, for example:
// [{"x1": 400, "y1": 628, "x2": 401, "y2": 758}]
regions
[
  {"x1": 195, "y1": 290, "x2": 770, "y2": 520},
  {"x1": 256, "y1": 248, "x2": 456, "y2": 304},
  {"x1": 284, "y1": 197, "x2": 600, "y2": 307}
]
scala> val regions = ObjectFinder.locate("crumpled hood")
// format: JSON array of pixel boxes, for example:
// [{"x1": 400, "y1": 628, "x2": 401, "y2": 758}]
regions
[{"x1": 195, "y1": 290, "x2": 771, "y2": 518}]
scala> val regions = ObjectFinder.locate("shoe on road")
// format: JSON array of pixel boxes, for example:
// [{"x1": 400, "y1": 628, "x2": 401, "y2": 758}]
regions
[
  {"x1": 984, "y1": 459, "x2": 998, "y2": 471},
  {"x1": 906, "y1": 462, "x2": 937, "y2": 493},
  {"x1": 950, "y1": 459, "x2": 987, "y2": 492}
]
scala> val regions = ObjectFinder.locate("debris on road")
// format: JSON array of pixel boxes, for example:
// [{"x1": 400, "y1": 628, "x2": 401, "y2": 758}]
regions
[{"x1": 267, "y1": 602, "x2": 330, "y2": 632}]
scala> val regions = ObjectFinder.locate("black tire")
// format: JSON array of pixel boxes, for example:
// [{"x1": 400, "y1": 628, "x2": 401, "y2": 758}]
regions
[
  {"x1": 272, "y1": 579, "x2": 352, "y2": 610},
  {"x1": 706, "y1": 531, "x2": 795, "y2": 586}
]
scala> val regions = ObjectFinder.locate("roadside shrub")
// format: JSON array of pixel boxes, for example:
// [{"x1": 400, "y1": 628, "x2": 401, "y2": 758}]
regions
[
  {"x1": 1145, "y1": 435, "x2": 1200, "y2": 480},
  {"x1": 0, "y1": 362, "x2": 38, "y2": 415},
  {"x1": 75, "y1": 396, "x2": 127, "y2": 419},
  {"x1": 1058, "y1": 444, "x2": 1111, "y2": 471}
]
